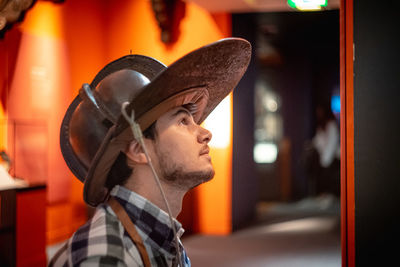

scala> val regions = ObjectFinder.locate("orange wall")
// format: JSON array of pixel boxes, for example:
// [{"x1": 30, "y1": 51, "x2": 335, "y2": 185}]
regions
[
  {"x1": 9, "y1": 3, "x2": 70, "y2": 188},
  {"x1": 1, "y1": 0, "x2": 233, "y2": 246},
  {"x1": 5, "y1": 0, "x2": 108, "y2": 244},
  {"x1": 0, "y1": 105, "x2": 6, "y2": 151},
  {"x1": 106, "y1": 1, "x2": 231, "y2": 64}
]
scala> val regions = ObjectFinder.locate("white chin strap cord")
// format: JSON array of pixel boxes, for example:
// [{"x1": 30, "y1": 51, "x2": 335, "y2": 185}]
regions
[{"x1": 120, "y1": 102, "x2": 183, "y2": 267}]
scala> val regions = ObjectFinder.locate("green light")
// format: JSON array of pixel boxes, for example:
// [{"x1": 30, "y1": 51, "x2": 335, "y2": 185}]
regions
[{"x1": 287, "y1": 0, "x2": 328, "y2": 11}]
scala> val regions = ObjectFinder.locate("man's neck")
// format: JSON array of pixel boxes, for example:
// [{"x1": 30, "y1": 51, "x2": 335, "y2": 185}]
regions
[{"x1": 124, "y1": 168, "x2": 186, "y2": 218}]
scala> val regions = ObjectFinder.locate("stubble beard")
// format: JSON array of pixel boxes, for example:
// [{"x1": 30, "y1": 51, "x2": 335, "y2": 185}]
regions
[{"x1": 156, "y1": 149, "x2": 215, "y2": 191}]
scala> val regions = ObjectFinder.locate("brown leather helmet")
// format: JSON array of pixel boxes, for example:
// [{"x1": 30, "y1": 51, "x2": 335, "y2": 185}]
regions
[{"x1": 60, "y1": 38, "x2": 252, "y2": 206}]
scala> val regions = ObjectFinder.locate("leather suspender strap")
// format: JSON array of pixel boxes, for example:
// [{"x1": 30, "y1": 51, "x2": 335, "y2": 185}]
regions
[{"x1": 108, "y1": 197, "x2": 151, "y2": 267}]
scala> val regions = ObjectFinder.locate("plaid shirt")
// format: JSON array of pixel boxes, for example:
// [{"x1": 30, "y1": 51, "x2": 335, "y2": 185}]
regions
[{"x1": 49, "y1": 185, "x2": 191, "y2": 266}]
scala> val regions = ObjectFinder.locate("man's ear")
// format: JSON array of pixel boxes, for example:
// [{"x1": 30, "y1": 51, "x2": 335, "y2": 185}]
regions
[{"x1": 125, "y1": 140, "x2": 148, "y2": 164}]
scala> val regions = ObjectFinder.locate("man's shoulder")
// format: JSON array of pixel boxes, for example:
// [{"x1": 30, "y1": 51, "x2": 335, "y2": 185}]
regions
[
  {"x1": 49, "y1": 205, "x2": 137, "y2": 266},
  {"x1": 73, "y1": 205, "x2": 124, "y2": 254}
]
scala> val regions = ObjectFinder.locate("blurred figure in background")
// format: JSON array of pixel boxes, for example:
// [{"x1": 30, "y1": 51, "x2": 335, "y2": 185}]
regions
[
  {"x1": 313, "y1": 103, "x2": 340, "y2": 196},
  {"x1": 303, "y1": 103, "x2": 340, "y2": 208}
]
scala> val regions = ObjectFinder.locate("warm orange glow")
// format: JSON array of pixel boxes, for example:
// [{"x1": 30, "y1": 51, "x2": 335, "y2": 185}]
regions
[
  {"x1": 198, "y1": 94, "x2": 233, "y2": 234},
  {"x1": 61, "y1": 0, "x2": 107, "y2": 96},
  {"x1": 9, "y1": 1, "x2": 76, "y2": 245},
  {"x1": 10, "y1": 1, "x2": 70, "y2": 193},
  {"x1": 19, "y1": 1, "x2": 64, "y2": 39},
  {"x1": 0, "y1": 104, "x2": 7, "y2": 151},
  {"x1": 197, "y1": 147, "x2": 232, "y2": 234},
  {"x1": 107, "y1": 1, "x2": 231, "y2": 64}
]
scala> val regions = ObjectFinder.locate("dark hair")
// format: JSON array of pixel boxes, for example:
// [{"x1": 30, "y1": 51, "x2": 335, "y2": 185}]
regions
[
  {"x1": 316, "y1": 103, "x2": 336, "y2": 130},
  {"x1": 105, "y1": 121, "x2": 157, "y2": 190}
]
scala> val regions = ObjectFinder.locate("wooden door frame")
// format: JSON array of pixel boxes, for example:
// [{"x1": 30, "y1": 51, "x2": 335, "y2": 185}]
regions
[{"x1": 340, "y1": 0, "x2": 355, "y2": 266}]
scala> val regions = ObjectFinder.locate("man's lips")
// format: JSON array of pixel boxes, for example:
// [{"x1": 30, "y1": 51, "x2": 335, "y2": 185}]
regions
[{"x1": 199, "y1": 146, "x2": 210, "y2": 156}]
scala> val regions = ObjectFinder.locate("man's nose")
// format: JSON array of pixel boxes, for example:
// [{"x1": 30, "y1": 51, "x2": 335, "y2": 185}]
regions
[{"x1": 198, "y1": 126, "x2": 212, "y2": 144}]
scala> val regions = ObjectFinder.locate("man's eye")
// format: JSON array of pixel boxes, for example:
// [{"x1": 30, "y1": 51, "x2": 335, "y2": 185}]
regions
[{"x1": 180, "y1": 118, "x2": 189, "y2": 125}]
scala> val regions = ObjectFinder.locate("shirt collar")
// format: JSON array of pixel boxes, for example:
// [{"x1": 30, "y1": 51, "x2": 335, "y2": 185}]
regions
[{"x1": 110, "y1": 185, "x2": 184, "y2": 257}]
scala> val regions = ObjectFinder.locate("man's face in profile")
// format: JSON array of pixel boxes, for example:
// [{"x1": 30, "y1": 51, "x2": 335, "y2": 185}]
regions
[{"x1": 147, "y1": 106, "x2": 215, "y2": 190}]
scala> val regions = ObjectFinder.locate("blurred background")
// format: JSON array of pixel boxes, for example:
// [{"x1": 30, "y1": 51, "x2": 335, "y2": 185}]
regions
[{"x1": 0, "y1": 0, "x2": 342, "y2": 266}]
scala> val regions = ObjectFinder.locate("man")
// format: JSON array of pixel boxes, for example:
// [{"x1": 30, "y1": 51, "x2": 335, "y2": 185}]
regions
[{"x1": 50, "y1": 38, "x2": 251, "y2": 266}]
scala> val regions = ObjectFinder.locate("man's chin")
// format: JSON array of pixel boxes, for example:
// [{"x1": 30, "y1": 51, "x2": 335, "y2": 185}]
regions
[
  {"x1": 189, "y1": 169, "x2": 215, "y2": 189},
  {"x1": 171, "y1": 169, "x2": 215, "y2": 190},
  {"x1": 204, "y1": 168, "x2": 215, "y2": 182}
]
